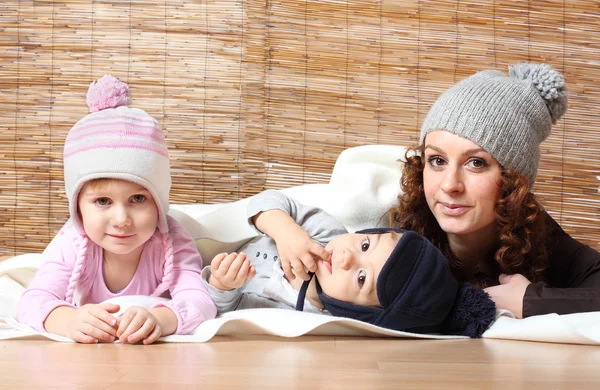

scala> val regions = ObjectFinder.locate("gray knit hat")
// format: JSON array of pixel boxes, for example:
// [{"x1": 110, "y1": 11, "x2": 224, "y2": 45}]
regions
[{"x1": 420, "y1": 63, "x2": 568, "y2": 185}]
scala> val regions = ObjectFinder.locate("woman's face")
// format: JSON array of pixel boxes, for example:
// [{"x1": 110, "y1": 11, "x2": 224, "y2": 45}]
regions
[{"x1": 422, "y1": 130, "x2": 502, "y2": 238}]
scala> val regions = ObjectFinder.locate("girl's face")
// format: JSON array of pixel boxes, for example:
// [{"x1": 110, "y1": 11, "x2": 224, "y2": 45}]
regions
[
  {"x1": 78, "y1": 179, "x2": 158, "y2": 258},
  {"x1": 422, "y1": 130, "x2": 502, "y2": 239}
]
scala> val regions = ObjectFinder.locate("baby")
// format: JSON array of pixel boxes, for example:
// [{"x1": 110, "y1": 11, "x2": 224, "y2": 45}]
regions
[{"x1": 202, "y1": 190, "x2": 496, "y2": 337}]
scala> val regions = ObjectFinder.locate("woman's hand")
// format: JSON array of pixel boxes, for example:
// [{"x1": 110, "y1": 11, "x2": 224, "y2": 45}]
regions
[
  {"x1": 116, "y1": 306, "x2": 162, "y2": 345},
  {"x1": 484, "y1": 273, "x2": 531, "y2": 318},
  {"x1": 209, "y1": 252, "x2": 256, "y2": 291}
]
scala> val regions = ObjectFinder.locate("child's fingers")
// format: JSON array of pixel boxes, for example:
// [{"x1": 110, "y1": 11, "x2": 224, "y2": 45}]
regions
[
  {"x1": 291, "y1": 257, "x2": 311, "y2": 281},
  {"x1": 98, "y1": 303, "x2": 121, "y2": 314},
  {"x1": 78, "y1": 321, "x2": 116, "y2": 343},
  {"x1": 301, "y1": 251, "x2": 317, "y2": 273},
  {"x1": 87, "y1": 307, "x2": 118, "y2": 335},
  {"x1": 143, "y1": 325, "x2": 162, "y2": 345},
  {"x1": 310, "y1": 243, "x2": 330, "y2": 264},
  {"x1": 119, "y1": 313, "x2": 146, "y2": 344},
  {"x1": 226, "y1": 253, "x2": 247, "y2": 280},
  {"x1": 234, "y1": 258, "x2": 252, "y2": 284},
  {"x1": 84, "y1": 312, "x2": 118, "y2": 338},
  {"x1": 214, "y1": 252, "x2": 238, "y2": 276},
  {"x1": 126, "y1": 319, "x2": 155, "y2": 344},
  {"x1": 245, "y1": 265, "x2": 256, "y2": 284},
  {"x1": 280, "y1": 258, "x2": 295, "y2": 281},
  {"x1": 210, "y1": 253, "x2": 228, "y2": 270},
  {"x1": 116, "y1": 309, "x2": 136, "y2": 337},
  {"x1": 71, "y1": 330, "x2": 98, "y2": 344}
]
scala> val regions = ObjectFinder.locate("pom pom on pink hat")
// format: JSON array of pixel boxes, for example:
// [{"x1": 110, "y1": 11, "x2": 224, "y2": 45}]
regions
[{"x1": 85, "y1": 74, "x2": 131, "y2": 112}]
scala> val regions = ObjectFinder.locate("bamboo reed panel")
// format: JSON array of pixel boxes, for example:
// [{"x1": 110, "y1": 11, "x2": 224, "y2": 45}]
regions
[{"x1": 1, "y1": 0, "x2": 599, "y2": 256}]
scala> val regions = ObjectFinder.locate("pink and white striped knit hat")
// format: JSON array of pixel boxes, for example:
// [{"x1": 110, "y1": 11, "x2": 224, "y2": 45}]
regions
[
  {"x1": 64, "y1": 74, "x2": 171, "y2": 235},
  {"x1": 63, "y1": 75, "x2": 174, "y2": 303}
]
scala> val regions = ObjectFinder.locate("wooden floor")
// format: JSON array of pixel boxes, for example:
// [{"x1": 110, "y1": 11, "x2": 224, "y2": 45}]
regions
[
  {"x1": 1, "y1": 337, "x2": 600, "y2": 389},
  {"x1": 2, "y1": 256, "x2": 598, "y2": 389}
]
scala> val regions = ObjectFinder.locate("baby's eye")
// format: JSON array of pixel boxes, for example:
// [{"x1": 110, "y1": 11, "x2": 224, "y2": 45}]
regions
[
  {"x1": 95, "y1": 197, "x2": 110, "y2": 206},
  {"x1": 358, "y1": 270, "x2": 366, "y2": 288},
  {"x1": 131, "y1": 194, "x2": 147, "y2": 203},
  {"x1": 361, "y1": 238, "x2": 370, "y2": 252}
]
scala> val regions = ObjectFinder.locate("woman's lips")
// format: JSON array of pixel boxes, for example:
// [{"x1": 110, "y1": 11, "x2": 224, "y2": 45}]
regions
[{"x1": 439, "y1": 202, "x2": 471, "y2": 217}]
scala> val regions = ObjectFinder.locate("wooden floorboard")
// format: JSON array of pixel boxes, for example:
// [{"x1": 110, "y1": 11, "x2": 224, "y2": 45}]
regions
[{"x1": 1, "y1": 337, "x2": 599, "y2": 389}]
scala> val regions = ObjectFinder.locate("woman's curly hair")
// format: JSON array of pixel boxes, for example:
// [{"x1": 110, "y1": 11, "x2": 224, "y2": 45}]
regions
[{"x1": 388, "y1": 145, "x2": 548, "y2": 288}]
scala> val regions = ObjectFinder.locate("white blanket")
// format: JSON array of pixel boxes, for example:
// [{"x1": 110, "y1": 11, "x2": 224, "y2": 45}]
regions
[{"x1": 2, "y1": 145, "x2": 600, "y2": 345}]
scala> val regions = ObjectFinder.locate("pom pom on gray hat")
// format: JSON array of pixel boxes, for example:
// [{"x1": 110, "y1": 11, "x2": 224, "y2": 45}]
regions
[{"x1": 509, "y1": 63, "x2": 568, "y2": 124}]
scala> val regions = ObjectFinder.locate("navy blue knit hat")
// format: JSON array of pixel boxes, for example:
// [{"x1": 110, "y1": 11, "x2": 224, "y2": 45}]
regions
[{"x1": 296, "y1": 229, "x2": 496, "y2": 338}]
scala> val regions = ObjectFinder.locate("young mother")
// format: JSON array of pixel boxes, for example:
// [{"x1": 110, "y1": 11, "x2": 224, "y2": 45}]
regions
[{"x1": 389, "y1": 63, "x2": 600, "y2": 318}]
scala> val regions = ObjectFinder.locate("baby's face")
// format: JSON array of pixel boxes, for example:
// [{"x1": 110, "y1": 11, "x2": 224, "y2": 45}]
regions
[{"x1": 315, "y1": 232, "x2": 401, "y2": 307}]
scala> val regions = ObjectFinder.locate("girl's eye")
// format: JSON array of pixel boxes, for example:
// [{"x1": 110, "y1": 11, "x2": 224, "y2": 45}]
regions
[
  {"x1": 95, "y1": 197, "x2": 110, "y2": 206},
  {"x1": 467, "y1": 158, "x2": 488, "y2": 169},
  {"x1": 131, "y1": 194, "x2": 146, "y2": 203},
  {"x1": 427, "y1": 156, "x2": 445, "y2": 167},
  {"x1": 358, "y1": 270, "x2": 366, "y2": 288},
  {"x1": 361, "y1": 238, "x2": 370, "y2": 252}
]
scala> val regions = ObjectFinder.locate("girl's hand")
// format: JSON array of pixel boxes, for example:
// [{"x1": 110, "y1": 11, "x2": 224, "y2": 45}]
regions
[
  {"x1": 117, "y1": 306, "x2": 162, "y2": 345},
  {"x1": 209, "y1": 252, "x2": 256, "y2": 291},
  {"x1": 65, "y1": 303, "x2": 120, "y2": 344},
  {"x1": 484, "y1": 273, "x2": 531, "y2": 319},
  {"x1": 274, "y1": 224, "x2": 330, "y2": 281}
]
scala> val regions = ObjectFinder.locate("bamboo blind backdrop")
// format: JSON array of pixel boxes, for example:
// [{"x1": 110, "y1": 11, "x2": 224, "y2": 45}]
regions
[{"x1": 1, "y1": 0, "x2": 599, "y2": 256}]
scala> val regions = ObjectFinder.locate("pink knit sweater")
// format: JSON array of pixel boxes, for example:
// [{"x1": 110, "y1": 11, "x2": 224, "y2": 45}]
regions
[{"x1": 18, "y1": 215, "x2": 216, "y2": 334}]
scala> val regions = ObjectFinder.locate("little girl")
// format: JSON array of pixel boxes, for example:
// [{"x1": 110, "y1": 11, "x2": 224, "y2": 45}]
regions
[{"x1": 17, "y1": 75, "x2": 217, "y2": 344}]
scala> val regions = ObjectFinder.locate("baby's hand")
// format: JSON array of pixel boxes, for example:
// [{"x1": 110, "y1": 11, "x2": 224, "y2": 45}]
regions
[
  {"x1": 209, "y1": 252, "x2": 256, "y2": 291},
  {"x1": 275, "y1": 227, "x2": 330, "y2": 281},
  {"x1": 117, "y1": 306, "x2": 162, "y2": 345},
  {"x1": 66, "y1": 303, "x2": 120, "y2": 344}
]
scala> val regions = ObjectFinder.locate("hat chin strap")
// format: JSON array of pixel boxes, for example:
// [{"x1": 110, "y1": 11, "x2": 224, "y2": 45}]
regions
[{"x1": 295, "y1": 272, "x2": 323, "y2": 311}]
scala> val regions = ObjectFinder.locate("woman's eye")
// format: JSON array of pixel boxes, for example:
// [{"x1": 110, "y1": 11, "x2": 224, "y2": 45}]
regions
[
  {"x1": 358, "y1": 270, "x2": 366, "y2": 287},
  {"x1": 361, "y1": 238, "x2": 370, "y2": 252},
  {"x1": 468, "y1": 158, "x2": 487, "y2": 169},
  {"x1": 131, "y1": 194, "x2": 146, "y2": 203},
  {"x1": 427, "y1": 156, "x2": 445, "y2": 167},
  {"x1": 95, "y1": 197, "x2": 110, "y2": 206}
]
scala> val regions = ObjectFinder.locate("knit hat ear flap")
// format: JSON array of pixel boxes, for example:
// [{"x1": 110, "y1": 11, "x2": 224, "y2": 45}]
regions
[{"x1": 443, "y1": 283, "x2": 497, "y2": 338}]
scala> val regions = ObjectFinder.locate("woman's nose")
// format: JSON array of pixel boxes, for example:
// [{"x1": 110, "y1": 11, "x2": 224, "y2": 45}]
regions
[{"x1": 441, "y1": 167, "x2": 464, "y2": 193}]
